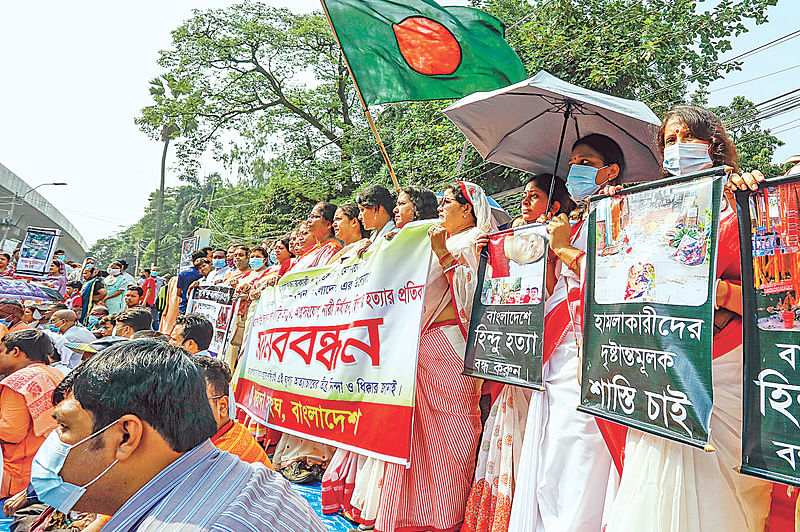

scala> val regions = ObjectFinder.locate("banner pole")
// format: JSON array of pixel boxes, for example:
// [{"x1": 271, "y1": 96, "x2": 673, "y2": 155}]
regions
[{"x1": 320, "y1": 0, "x2": 401, "y2": 193}]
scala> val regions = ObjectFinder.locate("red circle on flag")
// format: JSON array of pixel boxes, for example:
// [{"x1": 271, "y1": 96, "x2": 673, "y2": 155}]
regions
[{"x1": 392, "y1": 17, "x2": 461, "y2": 76}]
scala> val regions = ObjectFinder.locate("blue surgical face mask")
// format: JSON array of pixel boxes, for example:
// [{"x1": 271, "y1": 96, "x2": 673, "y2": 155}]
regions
[
  {"x1": 48, "y1": 323, "x2": 62, "y2": 334},
  {"x1": 566, "y1": 164, "x2": 608, "y2": 200},
  {"x1": 249, "y1": 257, "x2": 264, "y2": 270},
  {"x1": 268, "y1": 250, "x2": 277, "y2": 265},
  {"x1": 30, "y1": 419, "x2": 120, "y2": 514},
  {"x1": 54, "y1": 255, "x2": 66, "y2": 262},
  {"x1": 87, "y1": 316, "x2": 100, "y2": 327},
  {"x1": 662, "y1": 142, "x2": 713, "y2": 176},
  {"x1": 151, "y1": 271, "x2": 158, "y2": 277},
  {"x1": 212, "y1": 258, "x2": 226, "y2": 269}
]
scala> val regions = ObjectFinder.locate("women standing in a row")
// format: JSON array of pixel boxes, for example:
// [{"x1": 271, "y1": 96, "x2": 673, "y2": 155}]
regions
[
  {"x1": 376, "y1": 181, "x2": 492, "y2": 532},
  {"x1": 321, "y1": 186, "x2": 438, "y2": 529}
]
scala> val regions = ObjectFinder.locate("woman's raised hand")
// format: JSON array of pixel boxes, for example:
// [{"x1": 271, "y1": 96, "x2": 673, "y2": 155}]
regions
[{"x1": 727, "y1": 168, "x2": 765, "y2": 192}]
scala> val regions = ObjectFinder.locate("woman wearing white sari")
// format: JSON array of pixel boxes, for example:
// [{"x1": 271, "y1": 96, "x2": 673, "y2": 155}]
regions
[
  {"x1": 509, "y1": 135, "x2": 629, "y2": 532},
  {"x1": 463, "y1": 174, "x2": 576, "y2": 532},
  {"x1": 603, "y1": 105, "x2": 772, "y2": 532},
  {"x1": 375, "y1": 181, "x2": 493, "y2": 532}
]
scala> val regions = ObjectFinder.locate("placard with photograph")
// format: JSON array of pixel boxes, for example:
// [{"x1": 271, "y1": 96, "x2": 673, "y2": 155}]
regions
[
  {"x1": 579, "y1": 168, "x2": 725, "y2": 448},
  {"x1": 16, "y1": 227, "x2": 61, "y2": 278},
  {"x1": 187, "y1": 284, "x2": 236, "y2": 358},
  {"x1": 737, "y1": 172, "x2": 800, "y2": 486},
  {"x1": 178, "y1": 236, "x2": 200, "y2": 274},
  {"x1": 463, "y1": 223, "x2": 547, "y2": 389}
]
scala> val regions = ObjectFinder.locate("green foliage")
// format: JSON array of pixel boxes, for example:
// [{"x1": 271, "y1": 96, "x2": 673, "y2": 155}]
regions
[
  {"x1": 481, "y1": 0, "x2": 777, "y2": 113},
  {"x1": 116, "y1": 0, "x2": 781, "y2": 257},
  {"x1": 711, "y1": 95, "x2": 785, "y2": 177}
]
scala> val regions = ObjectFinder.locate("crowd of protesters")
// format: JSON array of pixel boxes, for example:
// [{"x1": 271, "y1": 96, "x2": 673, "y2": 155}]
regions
[{"x1": 0, "y1": 102, "x2": 798, "y2": 532}]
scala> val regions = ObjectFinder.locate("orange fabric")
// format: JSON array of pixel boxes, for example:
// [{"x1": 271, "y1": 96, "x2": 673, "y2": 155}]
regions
[
  {"x1": 211, "y1": 420, "x2": 274, "y2": 470},
  {"x1": 0, "y1": 364, "x2": 63, "y2": 497},
  {"x1": 2, "y1": 364, "x2": 63, "y2": 436},
  {"x1": 9, "y1": 322, "x2": 32, "y2": 333}
]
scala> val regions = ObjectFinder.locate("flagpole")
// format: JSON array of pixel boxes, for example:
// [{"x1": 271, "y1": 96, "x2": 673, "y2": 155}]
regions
[{"x1": 320, "y1": 0, "x2": 401, "y2": 193}]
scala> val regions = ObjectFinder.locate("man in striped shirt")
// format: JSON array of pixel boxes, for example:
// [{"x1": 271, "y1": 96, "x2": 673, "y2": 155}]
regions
[{"x1": 47, "y1": 339, "x2": 326, "y2": 531}]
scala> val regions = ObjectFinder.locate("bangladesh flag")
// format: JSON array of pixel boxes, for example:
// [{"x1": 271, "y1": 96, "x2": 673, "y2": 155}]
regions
[{"x1": 323, "y1": 0, "x2": 527, "y2": 105}]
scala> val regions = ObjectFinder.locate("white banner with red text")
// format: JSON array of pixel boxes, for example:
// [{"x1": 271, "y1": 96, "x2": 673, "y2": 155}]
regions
[{"x1": 234, "y1": 221, "x2": 432, "y2": 465}]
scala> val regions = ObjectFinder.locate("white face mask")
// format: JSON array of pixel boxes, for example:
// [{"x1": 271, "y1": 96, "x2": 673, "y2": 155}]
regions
[
  {"x1": 108, "y1": 268, "x2": 121, "y2": 276},
  {"x1": 662, "y1": 142, "x2": 713, "y2": 176},
  {"x1": 30, "y1": 419, "x2": 120, "y2": 514}
]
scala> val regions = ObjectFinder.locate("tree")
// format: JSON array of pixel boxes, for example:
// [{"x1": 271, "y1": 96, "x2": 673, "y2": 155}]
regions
[
  {"x1": 477, "y1": 0, "x2": 777, "y2": 113},
  {"x1": 711, "y1": 95, "x2": 785, "y2": 177},
  {"x1": 135, "y1": 2, "x2": 370, "y2": 191},
  {"x1": 125, "y1": 0, "x2": 781, "y2": 249}
]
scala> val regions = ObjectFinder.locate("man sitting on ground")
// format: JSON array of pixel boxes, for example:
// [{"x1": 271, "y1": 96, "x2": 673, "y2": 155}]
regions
[
  {"x1": 113, "y1": 307, "x2": 151, "y2": 338},
  {"x1": 168, "y1": 313, "x2": 213, "y2": 356},
  {"x1": 194, "y1": 355, "x2": 273, "y2": 469},
  {"x1": 46, "y1": 340, "x2": 325, "y2": 530},
  {"x1": 46, "y1": 310, "x2": 96, "y2": 369},
  {"x1": 0, "y1": 329, "x2": 63, "y2": 496}
]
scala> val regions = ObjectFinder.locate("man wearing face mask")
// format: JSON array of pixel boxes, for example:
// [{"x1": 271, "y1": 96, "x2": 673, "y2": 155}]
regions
[
  {"x1": 33, "y1": 340, "x2": 325, "y2": 530},
  {"x1": 45, "y1": 310, "x2": 96, "y2": 369},
  {"x1": 204, "y1": 248, "x2": 230, "y2": 285},
  {"x1": 0, "y1": 329, "x2": 63, "y2": 497}
]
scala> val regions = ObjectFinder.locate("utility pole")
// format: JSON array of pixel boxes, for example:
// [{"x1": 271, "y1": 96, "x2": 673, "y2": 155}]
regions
[{"x1": 153, "y1": 124, "x2": 179, "y2": 267}]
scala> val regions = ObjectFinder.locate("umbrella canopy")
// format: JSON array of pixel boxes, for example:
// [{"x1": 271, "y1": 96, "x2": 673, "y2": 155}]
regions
[
  {"x1": 0, "y1": 278, "x2": 64, "y2": 301},
  {"x1": 443, "y1": 70, "x2": 663, "y2": 182}
]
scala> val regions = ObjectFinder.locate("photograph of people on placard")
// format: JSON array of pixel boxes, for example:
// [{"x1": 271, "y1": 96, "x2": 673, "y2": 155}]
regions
[
  {"x1": 594, "y1": 179, "x2": 714, "y2": 306},
  {"x1": 748, "y1": 182, "x2": 800, "y2": 331},
  {"x1": 480, "y1": 224, "x2": 546, "y2": 306},
  {"x1": 21, "y1": 231, "x2": 54, "y2": 261},
  {"x1": 217, "y1": 307, "x2": 230, "y2": 331}
]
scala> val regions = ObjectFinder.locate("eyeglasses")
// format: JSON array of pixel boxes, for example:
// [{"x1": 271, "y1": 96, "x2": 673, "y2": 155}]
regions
[
  {"x1": 208, "y1": 394, "x2": 226, "y2": 401},
  {"x1": 439, "y1": 196, "x2": 457, "y2": 207}
]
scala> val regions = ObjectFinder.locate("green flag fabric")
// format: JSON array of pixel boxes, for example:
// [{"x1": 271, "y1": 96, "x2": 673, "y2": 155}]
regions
[{"x1": 323, "y1": 0, "x2": 527, "y2": 105}]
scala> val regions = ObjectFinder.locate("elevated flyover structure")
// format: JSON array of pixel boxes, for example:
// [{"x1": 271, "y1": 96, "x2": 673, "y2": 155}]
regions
[{"x1": 0, "y1": 162, "x2": 88, "y2": 259}]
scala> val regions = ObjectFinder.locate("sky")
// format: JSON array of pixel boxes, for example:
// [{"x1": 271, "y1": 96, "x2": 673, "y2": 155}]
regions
[{"x1": 0, "y1": 0, "x2": 797, "y2": 249}]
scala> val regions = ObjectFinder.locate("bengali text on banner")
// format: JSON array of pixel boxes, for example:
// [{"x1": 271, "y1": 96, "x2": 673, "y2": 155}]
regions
[
  {"x1": 234, "y1": 222, "x2": 433, "y2": 465},
  {"x1": 464, "y1": 223, "x2": 548, "y2": 388},
  {"x1": 579, "y1": 169, "x2": 725, "y2": 448},
  {"x1": 737, "y1": 172, "x2": 800, "y2": 486}
]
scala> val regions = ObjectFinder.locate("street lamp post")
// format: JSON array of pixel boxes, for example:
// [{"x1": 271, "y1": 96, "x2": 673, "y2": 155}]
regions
[{"x1": 1, "y1": 182, "x2": 68, "y2": 241}]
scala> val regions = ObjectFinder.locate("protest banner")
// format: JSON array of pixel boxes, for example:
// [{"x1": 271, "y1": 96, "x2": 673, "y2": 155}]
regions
[
  {"x1": 16, "y1": 227, "x2": 61, "y2": 278},
  {"x1": 178, "y1": 236, "x2": 200, "y2": 274},
  {"x1": 579, "y1": 168, "x2": 725, "y2": 448},
  {"x1": 187, "y1": 284, "x2": 235, "y2": 358},
  {"x1": 736, "y1": 172, "x2": 800, "y2": 486},
  {"x1": 234, "y1": 222, "x2": 432, "y2": 465},
  {"x1": 0, "y1": 239, "x2": 19, "y2": 254},
  {"x1": 464, "y1": 223, "x2": 547, "y2": 388}
]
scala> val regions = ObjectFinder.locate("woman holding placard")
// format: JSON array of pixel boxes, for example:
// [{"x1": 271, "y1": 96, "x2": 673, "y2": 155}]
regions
[
  {"x1": 603, "y1": 105, "x2": 772, "y2": 532},
  {"x1": 374, "y1": 181, "x2": 492, "y2": 532},
  {"x1": 508, "y1": 136, "x2": 625, "y2": 532}
]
